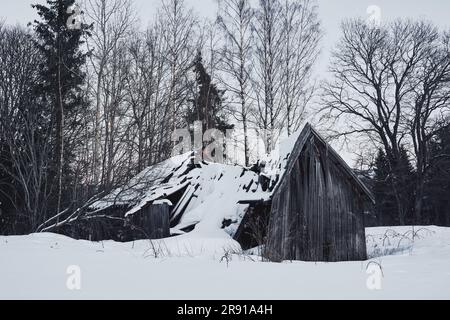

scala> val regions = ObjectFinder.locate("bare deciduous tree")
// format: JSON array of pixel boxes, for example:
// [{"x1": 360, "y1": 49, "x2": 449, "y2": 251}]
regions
[
  {"x1": 0, "y1": 26, "x2": 52, "y2": 230},
  {"x1": 252, "y1": 0, "x2": 284, "y2": 154},
  {"x1": 158, "y1": 0, "x2": 198, "y2": 138},
  {"x1": 217, "y1": 0, "x2": 254, "y2": 166},
  {"x1": 321, "y1": 19, "x2": 450, "y2": 223},
  {"x1": 84, "y1": 0, "x2": 136, "y2": 188},
  {"x1": 407, "y1": 28, "x2": 450, "y2": 222},
  {"x1": 280, "y1": 0, "x2": 321, "y2": 135}
]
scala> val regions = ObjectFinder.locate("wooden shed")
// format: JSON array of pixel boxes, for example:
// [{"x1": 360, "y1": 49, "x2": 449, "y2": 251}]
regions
[
  {"x1": 265, "y1": 124, "x2": 374, "y2": 262},
  {"x1": 86, "y1": 123, "x2": 373, "y2": 262}
]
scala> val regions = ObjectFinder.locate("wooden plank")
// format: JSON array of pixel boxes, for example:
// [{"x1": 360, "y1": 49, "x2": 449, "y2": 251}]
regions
[
  {"x1": 137, "y1": 204, "x2": 170, "y2": 240},
  {"x1": 265, "y1": 127, "x2": 369, "y2": 262}
]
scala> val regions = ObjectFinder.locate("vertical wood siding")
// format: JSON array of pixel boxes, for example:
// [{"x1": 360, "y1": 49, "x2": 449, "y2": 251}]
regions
[
  {"x1": 131, "y1": 203, "x2": 170, "y2": 240},
  {"x1": 265, "y1": 135, "x2": 368, "y2": 262}
]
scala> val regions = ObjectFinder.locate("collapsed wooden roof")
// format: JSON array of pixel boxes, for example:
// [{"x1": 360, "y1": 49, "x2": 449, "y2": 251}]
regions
[
  {"x1": 90, "y1": 123, "x2": 374, "y2": 238},
  {"x1": 90, "y1": 152, "x2": 270, "y2": 237}
]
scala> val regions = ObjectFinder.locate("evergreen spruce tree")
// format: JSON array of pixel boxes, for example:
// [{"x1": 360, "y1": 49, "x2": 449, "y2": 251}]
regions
[
  {"x1": 187, "y1": 50, "x2": 233, "y2": 162},
  {"x1": 187, "y1": 50, "x2": 232, "y2": 132},
  {"x1": 31, "y1": 0, "x2": 91, "y2": 213},
  {"x1": 373, "y1": 149, "x2": 396, "y2": 225},
  {"x1": 427, "y1": 123, "x2": 450, "y2": 226},
  {"x1": 373, "y1": 147, "x2": 415, "y2": 226}
]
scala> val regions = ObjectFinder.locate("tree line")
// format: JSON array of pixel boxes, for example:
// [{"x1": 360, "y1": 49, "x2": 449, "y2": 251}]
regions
[
  {"x1": 1, "y1": 0, "x2": 448, "y2": 235},
  {"x1": 0, "y1": 0, "x2": 321, "y2": 234},
  {"x1": 320, "y1": 19, "x2": 450, "y2": 226}
]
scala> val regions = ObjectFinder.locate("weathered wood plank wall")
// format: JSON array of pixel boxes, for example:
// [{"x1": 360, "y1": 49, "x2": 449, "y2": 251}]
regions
[
  {"x1": 131, "y1": 203, "x2": 170, "y2": 240},
  {"x1": 265, "y1": 134, "x2": 368, "y2": 262}
]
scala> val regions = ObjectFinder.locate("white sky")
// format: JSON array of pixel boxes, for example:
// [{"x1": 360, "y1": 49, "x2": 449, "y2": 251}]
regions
[
  {"x1": 2, "y1": 0, "x2": 449, "y2": 77},
  {"x1": 2, "y1": 0, "x2": 450, "y2": 164}
]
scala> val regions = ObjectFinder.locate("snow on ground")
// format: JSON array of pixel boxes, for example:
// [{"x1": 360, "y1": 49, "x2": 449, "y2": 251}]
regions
[{"x1": 1, "y1": 226, "x2": 450, "y2": 300}]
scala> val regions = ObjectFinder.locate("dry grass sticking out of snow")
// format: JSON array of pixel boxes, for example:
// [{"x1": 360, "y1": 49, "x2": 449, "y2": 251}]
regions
[{"x1": 1, "y1": 226, "x2": 450, "y2": 300}]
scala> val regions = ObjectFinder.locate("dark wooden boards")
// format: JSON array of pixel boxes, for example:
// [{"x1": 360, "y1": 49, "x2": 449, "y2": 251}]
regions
[
  {"x1": 131, "y1": 203, "x2": 171, "y2": 240},
  {"x1": 265, "y1": 127, "x2": 369, "y2": 262}
]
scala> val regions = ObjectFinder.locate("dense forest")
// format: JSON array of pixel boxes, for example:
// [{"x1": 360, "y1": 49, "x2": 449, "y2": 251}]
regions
[{"x1": 0, "y1": 0, "x2": 449, "y2": 236}]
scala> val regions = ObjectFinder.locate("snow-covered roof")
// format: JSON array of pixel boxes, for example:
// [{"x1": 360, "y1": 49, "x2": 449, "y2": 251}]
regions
[
  {"x1": 91, "y1": 152, "x2": 271, "y2": 237},
  {"x1": 90, "y1": 123, "x2": 373, "y2": 238},
  {"x1": 91, "y1": 152, "x2": 194, "y2": 211}
]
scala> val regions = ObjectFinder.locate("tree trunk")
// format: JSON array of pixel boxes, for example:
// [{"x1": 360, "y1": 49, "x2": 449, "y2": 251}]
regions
[
  {"x1": 93, "y1": 62, "x2": 104, "y2": 187},
  {"x1": 414, "y1": 176, "x2": 424, "y2": 225},
  {"x1": 56, "y1": 46, "x2": 64, "y2": 215}
]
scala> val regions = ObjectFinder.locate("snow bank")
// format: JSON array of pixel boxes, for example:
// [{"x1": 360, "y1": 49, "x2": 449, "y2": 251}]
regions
[{"x1": 1, "y1": 226, "x2": 450, "y2": 299}]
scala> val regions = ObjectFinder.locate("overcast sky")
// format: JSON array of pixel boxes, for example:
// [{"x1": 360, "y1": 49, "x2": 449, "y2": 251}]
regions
[{"x1": 2, "y1": 0, "x2": 450, "y2": 77}]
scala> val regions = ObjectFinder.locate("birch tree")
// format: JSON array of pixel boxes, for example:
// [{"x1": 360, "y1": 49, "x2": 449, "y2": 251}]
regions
[
  {"x1": 280, "y1": 0, "x2": 321, "y2": 135},
  {"x1": 157, "y1": 0, "x2": 199, "y2": 159},
  {"x1": 84, "y1": 0, "x2": 136, "y2": 188},
  {"x1": 217, "y1": 0, "x2": 254, "y2": 165},
  {"x1": 252, "y1": 0, "x2": 284, "y2": 153}
]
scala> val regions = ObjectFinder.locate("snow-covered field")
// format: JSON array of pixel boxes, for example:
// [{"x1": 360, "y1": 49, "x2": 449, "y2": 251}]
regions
[{"x1": 1, "y1": 226, "x2": 450, "y2": 300}]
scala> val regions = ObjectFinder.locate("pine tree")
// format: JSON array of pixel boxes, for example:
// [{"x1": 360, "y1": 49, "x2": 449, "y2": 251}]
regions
[
  {"x1": 372, "y1": 147, "x2": 415, "y2": 226},
  {"x1": 426, "y1": 123, "x2": 450, "y2": 226},
  {"x1": 187, "y1": 50, "x2": 232, "y2": 132},
  {"x1": 373, "y1": 149, "x2": 396, "y2": 225},
  {"x1": 31, "y1": 0, "x2": 92, "y2": 213},
  {"x1": 186, "y1": 50, "x2": 233, "y2": 163}
]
